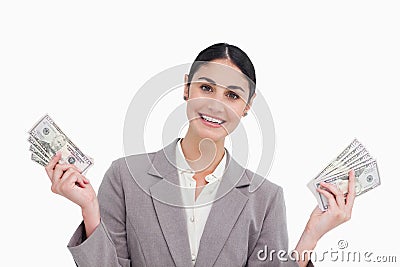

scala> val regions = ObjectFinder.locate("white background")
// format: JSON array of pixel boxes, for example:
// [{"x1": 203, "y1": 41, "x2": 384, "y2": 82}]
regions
[{"x1": 1, "y1": 1, "x2": 399, "y2": 266}]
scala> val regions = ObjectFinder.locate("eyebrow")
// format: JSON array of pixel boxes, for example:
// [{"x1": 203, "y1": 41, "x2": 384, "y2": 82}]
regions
[{"x1": 197, "y1": 77, "x2": 244, "y2": 92}]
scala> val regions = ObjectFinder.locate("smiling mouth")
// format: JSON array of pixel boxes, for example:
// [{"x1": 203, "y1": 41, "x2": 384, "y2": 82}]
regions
[{"x1": 198, "y1": 113, "x2": 226, "y2": 125}]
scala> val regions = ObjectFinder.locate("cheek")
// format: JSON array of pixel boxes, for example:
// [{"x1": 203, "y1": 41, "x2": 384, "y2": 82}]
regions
[
  {"x1": 185, "y1": 98, "x2": 205, "y2": 119},
  {"x1": 188, "y1": 85, "x2": 201, "y2": 98},
  {"x1": 223, "y1": 110, "x2": 244, "y2": 134},
  {"x1": 226, "y1": 103, "x2": 245, "y2": 120}
]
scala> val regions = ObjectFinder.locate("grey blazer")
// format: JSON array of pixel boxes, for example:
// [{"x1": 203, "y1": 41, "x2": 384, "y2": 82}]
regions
[{"x1": 67, "y1": 137, "x2": 312, "y2": 267}]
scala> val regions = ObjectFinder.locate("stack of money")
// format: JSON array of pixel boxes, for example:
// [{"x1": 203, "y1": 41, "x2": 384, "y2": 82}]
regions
[
  {"x1": 307, "y1": 139, "x2": 381, "y2": 211},
  {"x1": 28, "y1": 114, "x2": 94, "y2": 173}
]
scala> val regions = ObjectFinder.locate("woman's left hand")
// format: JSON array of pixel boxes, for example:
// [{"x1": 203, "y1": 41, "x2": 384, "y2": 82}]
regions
[
  {"x1": 295, "y1": 170, "x2": 356, "y2": 266},
  {"x1": 306, "y1": 169, "x2": 356, "y2": 242}
]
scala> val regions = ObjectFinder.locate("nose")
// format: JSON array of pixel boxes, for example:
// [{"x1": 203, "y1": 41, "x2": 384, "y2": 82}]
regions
[{"x1": 206, "y1": 94, "x2": 225, "y2": 115}]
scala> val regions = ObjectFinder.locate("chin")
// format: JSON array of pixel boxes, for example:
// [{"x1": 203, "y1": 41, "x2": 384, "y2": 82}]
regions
[
  {"x1": 194, "y1": 121, "x2": 229, "y2": 143},
  {"x1": 199, "y1": 132, "x2": 226, "y2": 143}
]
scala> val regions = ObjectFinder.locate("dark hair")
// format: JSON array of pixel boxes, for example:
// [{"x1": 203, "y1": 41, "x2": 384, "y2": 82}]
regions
[{"x1": 187, "y1": 43, "x2": 256, "y2": 103}]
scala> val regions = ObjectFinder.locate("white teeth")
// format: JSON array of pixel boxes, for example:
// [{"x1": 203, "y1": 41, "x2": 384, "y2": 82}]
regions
[{"x1": 201, "y1": 114, "x2": 223, "y2": 124}]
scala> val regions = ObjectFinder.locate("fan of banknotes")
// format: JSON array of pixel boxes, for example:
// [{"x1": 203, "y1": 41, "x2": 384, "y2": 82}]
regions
[
  {"x1": 28, "y1": 114, "x2": 94, "y2": 173},
  {"x1": 307, "y1": 138, "x2": 381, "y2": 211}
]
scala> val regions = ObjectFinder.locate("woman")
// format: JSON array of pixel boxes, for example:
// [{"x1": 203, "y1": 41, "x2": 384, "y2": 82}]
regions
[{"x1": 45, "y1": 43, "x2": 355, "y2": 267}]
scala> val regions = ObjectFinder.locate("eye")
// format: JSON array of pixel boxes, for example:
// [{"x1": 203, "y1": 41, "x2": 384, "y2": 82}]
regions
[
  {"x1": 227, "y1": 91, "x2": 239, "y2": 100},
  {"x1": 200, "y1": 84, "x2": 213, "y2": 92}
]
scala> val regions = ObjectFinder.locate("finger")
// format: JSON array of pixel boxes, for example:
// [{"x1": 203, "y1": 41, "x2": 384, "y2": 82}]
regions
[
  {"x1": 73, "y1": 174, "x2": 88, "y2": 188},
  {"x1": 60, "y1": 168, "x2": 86, "y2": 184},
  {"x1": 320, "y1": 181, "x2": 345, "y2": 209},
  {"x1": 58, "y1": 169, "x2": 84, "y2": 190},
  {"x1": 66, "y1": 171, "x2": 87, "y2": 188},
  {"x1": 52, "y1": 164, "x2": 79, "y2": 183},
  {"x1": 317, "y1": 186, "x2": 338, "y2": 210},
  {"x1": 61, "y1": 171, "x2": 86, "y2": 188},
  {"x1": 51, "y1": 167, "x2": 77, "y2": 194},
  {"x1": 45, "y1": 152, "x2": 62, "y2": 177},
  {"x1": 82, "y1": 177, "x2": 90, "y2": 184},
  {"x1": 345, "y1": 169, "x2": 356, "y2": 210},
  {"x1": 61, "y1": 167, "x2": 78, "y2": 179},
  {"x1": 75, "y1": 175, "x2": 87, "y2": 188}
]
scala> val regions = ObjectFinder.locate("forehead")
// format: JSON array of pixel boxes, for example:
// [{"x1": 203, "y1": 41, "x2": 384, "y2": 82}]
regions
[{"x1": 191, "y1": 61, "x2": 251, "y2": 93}]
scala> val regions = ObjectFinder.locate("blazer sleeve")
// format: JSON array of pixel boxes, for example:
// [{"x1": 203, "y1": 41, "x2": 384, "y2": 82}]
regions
[
  {"x1": 67, "y1": 160, "x2": 131, "y2": 267},
  {"x1": 246, "y1": 187, "x2": 314, "y2": 267}
]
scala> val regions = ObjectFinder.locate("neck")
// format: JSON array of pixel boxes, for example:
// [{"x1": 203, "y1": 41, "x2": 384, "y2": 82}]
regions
[{"x1": 181, "y1": 129, "x2": 225, "y2": 174}]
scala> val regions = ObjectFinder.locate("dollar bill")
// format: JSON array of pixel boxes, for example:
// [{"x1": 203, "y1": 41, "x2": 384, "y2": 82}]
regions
[
  {"x1": 31, "y1": 153, "x2": 48, "y2": 167},
  {"x1": 339, "y1": 143, "x2": 366, "y2": 165},
  {"x1": 307, "y1": 178, "x2": 320, "y2": 199},
  {"x1": 315, "y1": 160, "x2": 381, "y2": 210},
  {"x1": 318, "y1": 152, "x2": 372, "y2": 179},
  {"x1": 307, "y1": 139, "x2": 381, "y2": 211},
  {"x1": 323, "y1": 146, "x2": 368, "y2": 177},
  {"x1": 28, "y1": 114, "x2": 93, "y2": 173},
  {"x1": 322, "y1": 156, "x2": 375, "y2": 180},
  {"x1": 314, "y1": 139, "x2": 360, "y2": 180},
  {"x1": 29, "y1": 145, "x2": 50, "y2": 165},
  {"x1": 28, "y1": 135, "x2": 51, "y2": 161}
]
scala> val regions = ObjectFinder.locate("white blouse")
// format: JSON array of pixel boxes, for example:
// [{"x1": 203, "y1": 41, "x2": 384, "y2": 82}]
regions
[{"x1": 175, "y1": 139, "x2": 227, "y2": 265}]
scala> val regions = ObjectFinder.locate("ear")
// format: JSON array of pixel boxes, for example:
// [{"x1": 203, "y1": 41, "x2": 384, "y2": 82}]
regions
[{"x1": 184, "y1": 74, "x2": 189, "y2": 99}]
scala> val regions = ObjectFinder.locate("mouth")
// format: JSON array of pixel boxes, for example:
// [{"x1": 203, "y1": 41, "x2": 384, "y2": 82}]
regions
[{"x1": 198, "y1": 113, "x2": 226, "y2": 125}]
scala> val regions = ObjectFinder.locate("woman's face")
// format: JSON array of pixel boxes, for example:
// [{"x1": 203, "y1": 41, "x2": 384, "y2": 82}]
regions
[{"x1": 184, "y1": 59, "x2": 256, "y2": 142}]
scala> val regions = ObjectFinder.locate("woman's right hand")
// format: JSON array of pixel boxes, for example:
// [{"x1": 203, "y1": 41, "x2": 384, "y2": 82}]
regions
[
  {"x1": 45, "y1": 152, "x2": 100, "y2": 237},
  {"x1": 45, "y1": 152, "x2": 97, "y2": 210}
]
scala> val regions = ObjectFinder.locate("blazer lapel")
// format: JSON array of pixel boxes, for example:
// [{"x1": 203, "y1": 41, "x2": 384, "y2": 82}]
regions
[
  {"x1": 148, "y1": 137, "x2": 251, "y2": 267},
  {"x1": 148, "y1": 138, "x2": 193, "y2": 267},
  {"x1": 194, "y1": 149, "x2": 250, "y2": 267}
]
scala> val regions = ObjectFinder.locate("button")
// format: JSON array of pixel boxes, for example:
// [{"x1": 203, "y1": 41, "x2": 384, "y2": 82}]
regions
[
  {"x1": 205, "y1": 174, "x2": 217, "y2": 183},
  {"x1": 190, "y1": 216, "x2": 195, "y2": 222}
]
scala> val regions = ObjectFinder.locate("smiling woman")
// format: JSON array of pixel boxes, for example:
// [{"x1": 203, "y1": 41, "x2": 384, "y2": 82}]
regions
[{"x1": 44, "y1": 43, "x2": 356, "y2": 267}]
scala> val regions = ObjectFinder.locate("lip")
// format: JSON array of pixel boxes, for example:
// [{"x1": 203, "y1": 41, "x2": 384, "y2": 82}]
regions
[
  {"x1": 198, "y1": 113, "x2": 226, "y2": 128},
  {"x1": 198, "y1": 113, "x2": 226, "y2": 124}
]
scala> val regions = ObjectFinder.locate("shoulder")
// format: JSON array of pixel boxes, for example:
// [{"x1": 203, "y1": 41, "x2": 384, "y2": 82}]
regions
[
  {"x1": 112, "y1": 151, "x2": 156, "y2": 167},
  {"x1": 242, "y1": 167, "x2": 285, "y2": 206},
  {"x1": 97, "y1": 151, "x2": 163, "y2": 195},
  {"x1": 225, "y1": 150, "x2": 283, "y2": 202},
  {"x1": 107, "y1": 151, "x2": 157, "y2": 177},
  {"x1": 245, "y1": 168, "x2": 283, "y2": 194}
]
